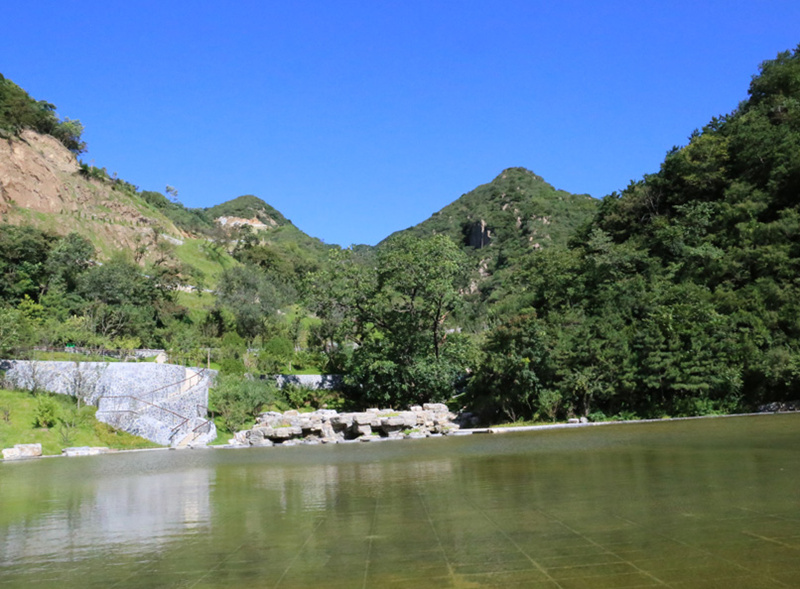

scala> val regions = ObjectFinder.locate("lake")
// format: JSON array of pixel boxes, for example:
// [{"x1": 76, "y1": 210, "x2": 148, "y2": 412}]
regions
[{"x1": 1, "y1": 413, "x2": 798, "y2": 588}]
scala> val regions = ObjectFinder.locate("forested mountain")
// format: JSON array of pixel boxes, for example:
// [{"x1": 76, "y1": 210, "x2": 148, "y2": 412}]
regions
[
  {"x1": 468, "y1": 45, "x2": 800, "y2": 422},
  {"x1": 382, "y1": 167, "x2": 598, "y2": 322},
  {"x1": 386, "y1": 167, "x2": 596, "y2": 253},
  {"x1": 3, "y1": 46, "x2": 800, "y2": 427}
]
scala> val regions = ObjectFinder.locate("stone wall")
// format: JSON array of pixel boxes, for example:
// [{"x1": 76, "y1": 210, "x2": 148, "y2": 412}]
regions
[
  {"x1": 269, "y1": 374, "x2": 343, "y2": 390},
  {"x1": 0, "y1": 360, "x2": 217, "y2": 447}
]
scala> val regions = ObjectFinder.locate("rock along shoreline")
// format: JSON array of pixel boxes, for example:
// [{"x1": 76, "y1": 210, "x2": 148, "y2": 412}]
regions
[
  {"x1": 2, "y1": 408, "x2": 798, "y2": 461},
  {"x1": 230, "y1": 403, "x2": 460, "y2": 447}
]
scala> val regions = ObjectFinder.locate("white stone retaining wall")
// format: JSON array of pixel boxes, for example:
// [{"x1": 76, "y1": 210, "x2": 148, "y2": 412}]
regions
[
  {"x1": 0, "y1": 360, "x2": 216, "y2": 447},
  {"x1": 270, "y1": 374, "x2": 343, "y2": 390}
]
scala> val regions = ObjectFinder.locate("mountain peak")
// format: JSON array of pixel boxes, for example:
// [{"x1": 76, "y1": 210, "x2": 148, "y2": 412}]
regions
[
  {"x1": 205, "y1": 195, "x2": 291, "y2": 228},
  {"x1": 384, "y1": 168, "x2": 597, "y2": 252}
]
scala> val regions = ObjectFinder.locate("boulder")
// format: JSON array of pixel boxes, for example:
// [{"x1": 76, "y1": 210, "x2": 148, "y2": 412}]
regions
[
  {"x1": 353, "y1": 413, "x2": 374, "y2": 425},
  {"x1": 330, "y1": 413, "x2": 354, "y2": 429},
  {"x1": 353, "y1": 424, "x2": 372, "y2": 437},
  {"x1": 62, "y1": 447, "x2": 110, "y2": 457},
  {"x1": 270, "y1": 426, "x2": 302, "y2": 439},
  {"x1": 423, "y1": 403, "x2": 449, "y2": 413},
  {"x1": 2, "y1": 443, "x2": 42, "y2": 460},
  {"x1": 251, "y1": 438, "x2": 274, "y2": 447},
  {"x1": 236, "y1": 404, "x2": 462, "y2": 446}
]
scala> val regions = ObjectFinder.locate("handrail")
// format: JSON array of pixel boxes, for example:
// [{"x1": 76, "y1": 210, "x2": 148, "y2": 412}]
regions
[{"x1": 99, "y1": 368, "x2": 213, "y2": 444}]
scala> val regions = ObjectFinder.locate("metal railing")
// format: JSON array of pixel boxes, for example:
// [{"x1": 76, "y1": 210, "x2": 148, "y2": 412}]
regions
[{"x1": 99, "y1": 368, "x2": 213, "y2": 445}]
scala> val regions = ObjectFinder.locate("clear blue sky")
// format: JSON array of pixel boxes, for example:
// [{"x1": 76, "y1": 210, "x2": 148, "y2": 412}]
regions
[{"x1": 3, "y1": 1, "x2": 799, "y2": 246}]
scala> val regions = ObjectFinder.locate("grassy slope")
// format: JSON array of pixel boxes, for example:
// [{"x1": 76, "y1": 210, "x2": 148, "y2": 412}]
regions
[
  {"x1": 174, "y1": 237, "x2": 238, "y2": 288},
  {"x1": 0, "y1": 388, "x2": 159, "y2": 456}
]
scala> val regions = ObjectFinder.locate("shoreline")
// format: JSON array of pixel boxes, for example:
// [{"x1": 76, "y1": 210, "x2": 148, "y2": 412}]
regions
[
  {"x1": 458, "y1": 410, "x2": 785, "y2": 435},
  {"x1": 2, "y1": 409, "x2": 797, "y2": 462}
]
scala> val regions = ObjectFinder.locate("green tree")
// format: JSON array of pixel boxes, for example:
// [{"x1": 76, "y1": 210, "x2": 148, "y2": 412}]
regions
[
  {"x1": 328, "y1": 235, "x2": 472, "y2": 407},
  {"x1": 215, "y1": 264, "x2": 290, "y2": 340}
]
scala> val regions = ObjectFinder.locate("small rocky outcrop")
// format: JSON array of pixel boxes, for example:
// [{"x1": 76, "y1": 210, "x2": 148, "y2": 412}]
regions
[
  {"x1": 758, "y1": 401, "x2": 800, "y2": 413},
  {"x1": 62, "y1": 447, "x2": 112, "y2": 457},
  {"x1": 232, "y1": 404, "x2": 459, "y2": 447},
  {"x1": 2, "y1": 443, "x2": 43, "y2": 461}
]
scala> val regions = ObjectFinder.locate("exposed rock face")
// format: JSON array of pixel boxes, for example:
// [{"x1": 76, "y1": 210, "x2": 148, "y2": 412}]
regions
[
  {"x1": 0, "y1": 130, "x2": 182, "y2": 253},
  {"x1": 2, "y1": 443, "x2": 42, "y2": 461},
  {"x1": 466, "y1": 219, "x2": 492, "y2": 249},
  {"x1": 232, "y1": 404, "x2": 459, "y2": 446},
  {"x1": 215, "y1": 215, "x2": 276, "y2": 231},
  {"x1": 0, "y1": 130, "x2": 78, "y2": 215}
]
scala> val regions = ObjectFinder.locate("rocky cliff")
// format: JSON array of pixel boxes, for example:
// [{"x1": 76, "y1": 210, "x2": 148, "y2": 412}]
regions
[{"x1": 0, "y1": 130, "x2": 183, "y2": 254}]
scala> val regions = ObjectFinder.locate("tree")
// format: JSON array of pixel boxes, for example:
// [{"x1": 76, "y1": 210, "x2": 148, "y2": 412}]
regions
[
  {"x1": 165, "y1": 185, "x2": 179, "y2": 203},
  {"x1": 468, "y1": 311, "x2": 553, "y2": 422},
  {"x1": 332, "y1": 235, "x2": 472, "y2": 407},
  {"x1": 44, "y1": 233, "x2": 94, "y2": 292},
  {"x1": 215, "y1": 264, "x2": 289, "y2": 340}
]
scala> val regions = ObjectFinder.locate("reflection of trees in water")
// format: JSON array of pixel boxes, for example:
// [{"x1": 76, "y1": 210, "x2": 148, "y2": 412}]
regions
[
  {"x1": 0, "y1": 468, "x2": 212, "y2": 565},
  {"x1": 245, "y1": 457, "x2": 456, "y2": 513},
  {"x1": 210, "y1": 456, "x2": 457, "y2": 556}
]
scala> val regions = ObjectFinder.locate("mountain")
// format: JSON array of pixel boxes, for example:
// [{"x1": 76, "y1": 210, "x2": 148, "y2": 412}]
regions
[
  {"x1": 386, "y1": 167, "x2": 597, "y2": 254},
  {"x1": 0, "y1": 126, "x2": 326, "y2": 287},
  {"x1": 205, "y1": 194, "x2": 290, "y2": 229},
  {"x1": 467, "y1": 46, "x2": 800, "y2": 421},
  {"x1": 382, "y1": 167, "x2": 599, "y2": 314}
]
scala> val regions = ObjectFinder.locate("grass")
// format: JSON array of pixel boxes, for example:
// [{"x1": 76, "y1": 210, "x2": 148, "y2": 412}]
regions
[
  {"x1": 0, "y1": 388, "x2": 159, "y2": 456},
  {"x1": 176, "y1": 289, "x2": 216, "y2": 314},
  {"x1": 208, "y1": 415, "x2": 237, "y2": 445},
  {"x1": 491, "y1": 418, "x2": 555, "y2": 428},
  {"x1": 174, "y1": 237, "x2": 238, "y2": 286}
]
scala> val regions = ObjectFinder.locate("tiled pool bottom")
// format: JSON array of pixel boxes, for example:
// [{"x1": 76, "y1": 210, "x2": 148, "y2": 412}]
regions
[{"x1": 1, "y1": 413, "x2": 798, "y2": 588}]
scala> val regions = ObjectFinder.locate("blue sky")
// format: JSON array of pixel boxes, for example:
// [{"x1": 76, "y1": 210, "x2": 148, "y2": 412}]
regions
[{"x1": 3, "y1": 1, "x2": 799, "y2": 246}]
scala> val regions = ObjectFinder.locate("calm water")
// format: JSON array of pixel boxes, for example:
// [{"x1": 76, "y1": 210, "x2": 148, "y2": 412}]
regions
[{"x1": 1, "y1": 414, "x2": 799, "y2": 588}]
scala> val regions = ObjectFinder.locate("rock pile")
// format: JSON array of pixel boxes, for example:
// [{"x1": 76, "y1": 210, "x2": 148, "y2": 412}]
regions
[
  {"x1": 233, "y1": 404, "x2": 459, "y2": 447},
  {"x1": 758, "y1": 401, "x2": 800, "y2": 412}
]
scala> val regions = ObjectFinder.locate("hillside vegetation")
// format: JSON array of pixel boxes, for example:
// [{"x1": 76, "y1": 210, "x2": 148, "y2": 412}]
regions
[
  {"x1": 383, "y1": 168, "x2": 598, "y2": 323},
  {"x1": 387, "y1": 167, "x2": 596, "y2": 254},
  {"x1": 467, "y1": 45, "x2": 800, "y2": 422},
  {"x1": 3, "y1": 47, "x2": 800, "y2": 428}
]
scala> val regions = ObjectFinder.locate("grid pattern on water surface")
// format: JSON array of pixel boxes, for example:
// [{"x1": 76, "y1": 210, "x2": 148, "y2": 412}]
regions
[
  {"x1": 2, "y1": 416, "x2": 799, "y2": 589},
  {"x1": 26, "y1": 480, "x2": 791, "y2": 589}
]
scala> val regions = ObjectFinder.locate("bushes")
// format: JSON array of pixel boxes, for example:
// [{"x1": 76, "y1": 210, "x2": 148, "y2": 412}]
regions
[
  {"x1": 209, "y1": 374, "x2": 283, "y2": 433},
  {"x1": 33, "y1": 395, "x2": 59, "y2": 428}
]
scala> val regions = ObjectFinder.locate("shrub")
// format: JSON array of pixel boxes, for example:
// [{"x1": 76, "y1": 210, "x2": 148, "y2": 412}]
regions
[
  {"x1": 33, "y1": 395, "x2": 59, "y2": 428},
  {"x1": 210, "y1": 374, "x2": 282, "y2": 433}
]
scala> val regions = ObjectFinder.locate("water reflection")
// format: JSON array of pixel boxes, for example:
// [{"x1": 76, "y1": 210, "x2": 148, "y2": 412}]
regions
[
  {"x1": 1, "y1": 415, "x2": 799, "y2": 588},
  {"x1": 0, "y1": 458, "x2": 211, "y2": 565},
  {"x1": 236, "y1": 455, "x2": 456, "y2": 514}
]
